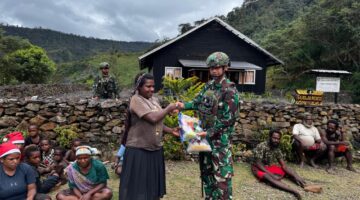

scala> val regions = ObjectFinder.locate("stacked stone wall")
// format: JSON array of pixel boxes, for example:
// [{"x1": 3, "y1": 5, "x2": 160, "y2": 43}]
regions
[{"x1": 1, "y1": 98, "x2": 360, "y2": 157}]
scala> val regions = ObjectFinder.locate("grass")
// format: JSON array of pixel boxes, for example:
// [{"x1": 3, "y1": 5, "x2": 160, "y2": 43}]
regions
[{"x1": 51, "y1": 161, "x2": 360, "y2": 199}]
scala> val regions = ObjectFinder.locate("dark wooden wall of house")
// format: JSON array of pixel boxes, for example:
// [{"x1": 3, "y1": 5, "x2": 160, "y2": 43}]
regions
[{"x1": 143, "y1": 21, "x2": 270, "y2": 94}]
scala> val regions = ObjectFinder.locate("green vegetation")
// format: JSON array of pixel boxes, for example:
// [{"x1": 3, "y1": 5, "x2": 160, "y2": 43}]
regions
[
  {"x1": 53, "y1": 52, "x2": 145, "y2": 88},
  {"x1": 54, "y1": 125, "x2": 79, "y2": 148},
  {"x1": 180, "y1": 0, "x2": 359, "y2": 102},
  {"x1": 1, "y1": 24, "x2": 153, "y2": 63},
  {"x1": 0, "y1": 30, "x2": 55, "y2": 85},
  {"x1": 162, "y1": 76, "x2": 205, "y2": 160}
]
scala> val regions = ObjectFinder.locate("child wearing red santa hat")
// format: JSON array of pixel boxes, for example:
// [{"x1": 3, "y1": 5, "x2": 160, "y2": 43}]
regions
[{"x1": 3, "y1": 131, "x2": 26, "y2": 160}]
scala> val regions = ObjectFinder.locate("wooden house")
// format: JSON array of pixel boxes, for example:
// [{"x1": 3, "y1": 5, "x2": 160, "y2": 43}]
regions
[{"x1": 139, "y1": 17, "x2": 283, "y2": 93}]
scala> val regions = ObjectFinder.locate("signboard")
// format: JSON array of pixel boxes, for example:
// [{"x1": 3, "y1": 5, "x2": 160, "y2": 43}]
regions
[
  {"x1": 294, "y1": 89, "x2": 323, "y2": 106},
  {"x1": 316, "y1": 77, "x2": 340, "y2": 93}
]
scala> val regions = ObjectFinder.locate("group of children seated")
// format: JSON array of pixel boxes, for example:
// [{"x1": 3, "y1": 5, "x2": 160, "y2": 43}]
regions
[{"x1": 2, "y1": 125, "x2": 83, "y2": 199}]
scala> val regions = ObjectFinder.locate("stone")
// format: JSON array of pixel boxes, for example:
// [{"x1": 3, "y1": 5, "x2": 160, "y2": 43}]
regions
[
  {"x1": 26, "y1": 103, "x2": 40, "y2": 111},
  {"x1": 85, "y1": 111, "x2": 96, "y2": 117},
  {"x1": 239, "y1": 112, "x2": 247, "y2": 118},
  {"x1": 77, "y1": 116, "x2": 88, "y2": 122},
  {"x1": 75, "y1": 105, "x2": 86, "y2": 111},
  {"x1": 351, "y1": 127, "x2": 359, "y2": 133},
  {"x1": 15, "y1": 112, "x2": 25, "y2": 117},
  {"x1": 68, "y1": 116, "x2": 77, "y2": 124},
  {"x1": 40, "y1": 122, "x2": 57, "y2": 131},
  {"x1": 5, "y1": 107, "x2": 19, "y2": 115},
  {"x1": 30, "y1": 115, "x2": 47, "y2": 126},
  {"x1": 91, "y1": 123, "x2": 100, "y2": 129},
  {"x1": 84, "y1": 132, "x2": 94, "y2": 138},
  {"x1": 98, "y1": 116, "x2": 106, "y2": 123},
  {"x1": 321, "y1": 116, "x2": 328, "y2": 124},
  {"x1": 100, "y1": 100, "x2": 117, "y2": 108},
  {"x1": 240, "y1": 119, "x2": 250, "y2": 124},
  {"x1": 0, "y1": 108, "x2": 3, "y2": 116},
  {"x1": 112, "y1": 126, "x2": 123, "y2": 134},
  {"x1": 38, "y1": 110, "x2": 56, "y2": 117},
  {"x1": 16, "y1": 120, "x2": 29, "y2": 131},
  {"x1": 297, "y1": 107, "x2": 305, "y2": 113},
  {"x1": 105, "y1": 119, "x2": 121, "y2": 127},
  {"x1": 77, "y1": 99, "x2": 88, "y2": 105},
  {"x1": 43, "y1": 131, "x2": 57, "y2": 139},
  {"x1": 87, "y1": 117, "x2": 97, "y2": 123},
  {"x1": 58, "y1": 103, "x2": 68, "y2": 108},
  {"x1": 87, "y1": 100, "x2": 99, "y2": 108},
  {"x1": 25, "y1": 111, "x2": 36, "y2": 118},
  {"x1": 0, "y1": 116, "x2": 19, "y2": 127},
  {"x1": 50, "y1": 116, "x2": 67, "y2": 123},
  {"x1": 73, "y1": 111, "x2": 83, "y2": 116},
  {"x1": 100, "y1": 137, "x2": 110, "y2": 142},
  {"x1": 272, "y1": 122, "x2": 290, "y2": 128},
  {"x1": 274, "y1": 117, "x2": 285, "y2": 122}
]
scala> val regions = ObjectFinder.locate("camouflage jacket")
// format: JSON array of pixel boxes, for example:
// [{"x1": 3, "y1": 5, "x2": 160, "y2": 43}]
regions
[
  {"x1": 184, "y1": 77, "x2": 239, "y2": 144},
  {"x1": 93, "y1": 75, "x2": 120, "y2": 99},
  {"x1": 253, "y1": 141, "x2": 283, "y2": 166}
]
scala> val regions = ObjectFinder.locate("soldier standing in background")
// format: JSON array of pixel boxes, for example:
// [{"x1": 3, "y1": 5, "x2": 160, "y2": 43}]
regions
[
  {"x1": 93, "y1": 62, "x2": 120, "y2": 99},
  {"x1": 177, "y1": 52, "x2": 239, "y2": 200}
]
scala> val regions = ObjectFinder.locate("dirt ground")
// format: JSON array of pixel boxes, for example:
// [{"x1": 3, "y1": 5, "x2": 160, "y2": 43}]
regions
[{"x1": 50, "y1": 160, "x2": 360, "y2": 200}]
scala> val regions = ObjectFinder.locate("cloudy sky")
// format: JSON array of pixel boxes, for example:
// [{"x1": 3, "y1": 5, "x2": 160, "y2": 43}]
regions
[{"x1": 0, "y1": 0, "x2": 244, "y2": 42}]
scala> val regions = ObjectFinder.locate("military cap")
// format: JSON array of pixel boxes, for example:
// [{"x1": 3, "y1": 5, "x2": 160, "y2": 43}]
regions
[
  {"x1": 99, "y1": 62, "x2": 110, "y2": 69},
  {"x1": 205, "y1": 52, "x2": 230, "y2": 67}
]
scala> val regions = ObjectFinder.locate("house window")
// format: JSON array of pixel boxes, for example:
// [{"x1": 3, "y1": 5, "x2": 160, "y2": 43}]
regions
[
  {"x1": 165, "y1": 67, "x2": 182, "y2": 79},
  {"x1": 239, "y1": 70, "x2": 256, "y2": 85}
]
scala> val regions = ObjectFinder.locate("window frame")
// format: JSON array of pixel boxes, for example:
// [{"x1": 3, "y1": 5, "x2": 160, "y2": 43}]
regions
[
  {"x1": 164, "y1": 66, "x2": 183, "y2": 79},
  {"x1": 239, "y1": 69, "x2": 256, "y2": 85}
]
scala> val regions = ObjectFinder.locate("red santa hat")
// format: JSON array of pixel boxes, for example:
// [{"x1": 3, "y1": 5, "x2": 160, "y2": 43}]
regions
[
  {"x1": 0, "y1": 142, "x2": 20, "y2": 158},
  {"x1": 3, "y1": 132, "x2": 25, "y2": 144}
]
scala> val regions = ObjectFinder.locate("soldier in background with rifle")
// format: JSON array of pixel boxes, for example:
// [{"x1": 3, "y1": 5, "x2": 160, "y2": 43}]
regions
[
  {"x1": 93, "y1": 62, "x2": 120, "y2": 99},
  {"x1": 177, "y1": 52, "x2": 239, "y2": 200}
]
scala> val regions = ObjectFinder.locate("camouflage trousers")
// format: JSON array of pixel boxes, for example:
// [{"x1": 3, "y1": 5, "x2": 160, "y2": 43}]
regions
[{"x1": 199, "y1": 145, "x2": 233, "y2": 200}]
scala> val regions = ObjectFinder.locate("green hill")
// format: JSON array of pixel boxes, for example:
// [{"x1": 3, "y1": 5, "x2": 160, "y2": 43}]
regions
[
  {"x1": 0, "y1": 24, "x2": 153, "y2": 63},
  {"x1": 53, "y1": 52, "x2": 145, "y2": 88}
]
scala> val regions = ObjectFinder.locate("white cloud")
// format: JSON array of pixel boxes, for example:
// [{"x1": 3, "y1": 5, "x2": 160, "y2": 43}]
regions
[{"x1": 0, "y1": 0, "x2": 243, "y2": 42}]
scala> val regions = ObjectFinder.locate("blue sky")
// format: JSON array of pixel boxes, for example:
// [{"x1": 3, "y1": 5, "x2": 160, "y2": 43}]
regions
[{"x1": 0, "y1": 0, "x2": 243, "y2": 42}]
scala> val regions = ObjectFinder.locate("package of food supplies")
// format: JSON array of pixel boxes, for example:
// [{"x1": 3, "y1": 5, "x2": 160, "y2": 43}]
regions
[
  {"x1": 178, "y1": 112, "x2": 203, "y2": 142},
  {"x1": 187, "y1": 138, "x2": 212, "y2": 153}
]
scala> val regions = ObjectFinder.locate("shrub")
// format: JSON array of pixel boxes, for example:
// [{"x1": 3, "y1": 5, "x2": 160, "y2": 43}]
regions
[
  {"x1": 54, "y1": 125, "x2": 79, "y2": 149},
  {"x1": 161, "y1": 76, "x2": 204, "y2": 160}
]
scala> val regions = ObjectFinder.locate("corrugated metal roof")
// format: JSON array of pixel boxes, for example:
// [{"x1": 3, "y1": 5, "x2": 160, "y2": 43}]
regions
[
  {"x1": 139, "y1": 17, "x2": 284, "y2": 66},
  {"x1": 310, "y1": 69, "x2": 352, "y2": 74},
  {"x1": 179, "y1": 59, "x2": 262, "y2": 70}
]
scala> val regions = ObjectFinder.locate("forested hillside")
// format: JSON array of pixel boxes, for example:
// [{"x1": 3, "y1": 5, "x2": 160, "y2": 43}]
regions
[
  {"x1": 223, "y1": 0, "x2": 360, "y2": 102},
  {"x1": 225, "y1": 0, "x2": 359, "y2": 91},
  {"x1": 1, "y1": 25, "x2": 153, "y2": 63}
]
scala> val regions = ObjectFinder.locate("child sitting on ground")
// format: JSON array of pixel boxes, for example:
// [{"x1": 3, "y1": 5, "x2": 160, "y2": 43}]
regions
[
  {"x1": 39, "y1": 138, "x2": 55, "y2": 175},
  {"x1": 24, "y1": 145, "x2": 59, "y2": 199},
  {"x1": 50, "y1": 146, "x2": 68, "y2": 185},
  {"x1": 64, "y1": 138, "x2": 82, "y2": 164}
]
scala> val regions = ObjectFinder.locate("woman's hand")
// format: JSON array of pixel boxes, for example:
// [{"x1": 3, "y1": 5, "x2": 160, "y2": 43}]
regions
[
  {"x1": 197, "y1": 131, "x2": 207, "y2": 138},
  {"x1": 176, "y1": 102, "x2": 184, "y2": 109},
  {"x1": 171, "y1": 127, "x2": 180, "y2": 137}
]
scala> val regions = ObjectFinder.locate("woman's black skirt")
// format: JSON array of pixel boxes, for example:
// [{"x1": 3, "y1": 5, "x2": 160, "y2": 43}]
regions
[{"x1": 119, "y1": 147, "x2": 166, "y2": 200}]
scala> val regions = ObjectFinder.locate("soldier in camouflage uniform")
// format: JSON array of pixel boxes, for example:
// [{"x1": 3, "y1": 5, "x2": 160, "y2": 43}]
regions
[
  {"x1": 252, "y1": 129, "x2": 306, "y2": 200},
  {"x1": 178, "y1": 52, "x2": 239, "y2": 200},
  {"x1": 93, "y1": 62, "x2": 120, "y2": 99}
]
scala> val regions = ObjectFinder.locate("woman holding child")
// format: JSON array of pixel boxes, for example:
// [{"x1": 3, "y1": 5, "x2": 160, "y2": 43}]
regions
[{"x1": 119, "y1": 73, "x2": 180, "y2": 200}]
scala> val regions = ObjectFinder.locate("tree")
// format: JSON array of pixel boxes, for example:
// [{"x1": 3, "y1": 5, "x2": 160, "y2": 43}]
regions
[{"x1": 4, "y1": 45, "x2": 56, "y2": 84}]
